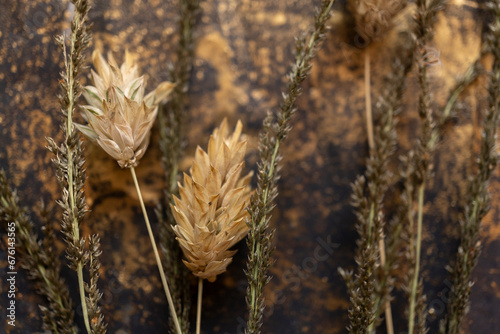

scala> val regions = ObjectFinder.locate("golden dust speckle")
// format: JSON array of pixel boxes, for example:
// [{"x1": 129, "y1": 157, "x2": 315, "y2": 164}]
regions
[
  {"x1": 272, "y1": 13, "x2": 287, "y2": 26},
  {"x1": 155, "y1": 8, "x2": 164, "y2": 17},
  {"x1": 11, "y1": 65, "x2": 17, "y2": 73}
]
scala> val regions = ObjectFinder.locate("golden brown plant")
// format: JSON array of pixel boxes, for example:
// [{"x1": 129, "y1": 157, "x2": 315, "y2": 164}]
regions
[
  {"x1": 348, "y1": 0, "x2": 407, "y2": 42},
  {"x1": 76, "y1": 50, "x2": 175, "y2": 168},
  {"x1": 171, "y1": 119, "x2": 252, "y2": 282},
  {"x1": 76, "y1": 49, "x2": 183, "y2": 333}
]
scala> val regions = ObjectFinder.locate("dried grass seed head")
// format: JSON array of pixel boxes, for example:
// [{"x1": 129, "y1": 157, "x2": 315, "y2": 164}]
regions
[
  {"x1": 77, "y1": 50, "x2": 175, "y2": 168},
  {"x1": 171, "y1": 119, "x2": 253, "y2": 282},
  {"x1": 348, "y1": 0, "x2": 408, "y2": 43}
]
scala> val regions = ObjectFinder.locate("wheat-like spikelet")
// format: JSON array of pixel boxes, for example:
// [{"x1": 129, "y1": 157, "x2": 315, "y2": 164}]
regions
[
  {"x1": 171, "y1": 119, "x2": 252, "y2": 282},
  {"x1": 76, "y1": 50, "x2": 175, "y2": 168}
]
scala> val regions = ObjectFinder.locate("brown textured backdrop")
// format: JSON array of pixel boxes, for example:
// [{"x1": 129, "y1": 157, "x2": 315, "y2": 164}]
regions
[{"x1": 1, "y1": 0, "x2": 499, "y2": 333}]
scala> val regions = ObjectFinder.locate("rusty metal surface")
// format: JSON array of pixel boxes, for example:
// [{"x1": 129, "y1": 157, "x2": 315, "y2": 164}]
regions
[{"x1": 1, "y1": 0, "x2": 499, "y2": 333}]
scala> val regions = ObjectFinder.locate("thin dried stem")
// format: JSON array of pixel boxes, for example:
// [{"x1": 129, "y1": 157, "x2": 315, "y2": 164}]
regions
[
  {"x1": 365, "y1": 51, "x2": 374, "y2": 151},
  {"x1": 196, "y1": 278, "x2": 203, "y2": 334},
  {"x1": 408, "y1": 184, "x2": 425, "y2": 334},
  {"x1": 364, "y1": 46, "x2": 394, "y2": 334},
  {"x1": 130, "y1": 167, "x2": 182, "y2": 334}
]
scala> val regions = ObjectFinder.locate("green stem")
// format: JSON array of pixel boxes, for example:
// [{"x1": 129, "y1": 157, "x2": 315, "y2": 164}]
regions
[
  {"x1": 367, "y1": 202, "x2": 375, "y2": 245},
  {"x1": 65, "y1": 13, "x2": 91, "y2": 334},
  {"x1": 130, "y1": 167, "x2": 182, "y2": 334},
  {"x1": 250, "y1": 139, "x2": 280, "y2": 314},
  {"x1": 196, "y1": 278, "x2": 203, "y2": 334},
  {"x1": 77, "y1": 263, "x2": 90, "y2": 333},
  {"x1": 442, "y1": 61, "x2": 480, "y2": 123},
  {"x1": 408, "y1": 183, "x2": 425, "y2": 334}
]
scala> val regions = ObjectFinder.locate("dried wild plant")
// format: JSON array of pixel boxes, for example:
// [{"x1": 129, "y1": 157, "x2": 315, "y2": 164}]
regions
[
  {"x1": 341, "y1": 3, "x2": 415, "y2": 331},
  {"x1": 171, "y1": 119, "x2": 252, "y2": 282},
  {"x1": 0, "y1": 171, "x2": 77, "y2": 333},
  {"x1": 348, "y1": 0, "x2": 408, "y2": 43},
  {"x1": 441, "y1": 1, "x2": 500, "y2": 333},
  {"x1": 45, "y1": 1, "x2": 107, "y2": 332},
  {"x1": 76, "y1": 50, "x2": 175, "y2": 168},
  {"x1": 171, "y1": 119, "x2": 252, "y2": 334},
  {"x1": 76, "y1": 48, "x2": 182, "y2": 334},
  {"x1": 156, "y1": 0, "x2": 201, "y2": 331},
  {"x1": 399, "y1": 0, "x2": 445, "y2": 333},
  {"x1": 339, "y1": 40, "x2": 416, "y2": 334},
  {"x1": 244, "y1": 1, "x2": 335, "y2": 333}
]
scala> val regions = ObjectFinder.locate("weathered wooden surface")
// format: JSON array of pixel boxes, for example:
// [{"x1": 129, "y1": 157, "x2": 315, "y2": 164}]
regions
[{"x1": 1, "y1": 0, "x2": 499, "y2": 333}]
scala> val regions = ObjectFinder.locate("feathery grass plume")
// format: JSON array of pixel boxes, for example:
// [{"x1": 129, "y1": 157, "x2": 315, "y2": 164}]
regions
[
  {"x1": 244, "y1": 1, "x2": 335, "y2": 333},
  {"x1": 46, "y1": 1, "x2": 107, "y2": 332},
  {"x1": 339, "y1": 41, "x2": 416, "y2": 334},
  {"x1": 86, "y1": 235, "x2": 106, "y2": 334},
  {"x1": 156, "y1": 0, "x2": 201, "y2": 331},
  {"x1": 171, "y1": 119, "x2": 252, "y2": 281},
  {"x1": 347, "y1": 0, "x2": 408, "y2": 43},
  {"x1": 400, "y1": 0, "x2": 445, "y2": 333},
  {"x1": 441, "y1": 1, "x2": 500, "y2": 333},
  {"x1": 0, "y1": 170, "x2": 77, "y2": 333}
]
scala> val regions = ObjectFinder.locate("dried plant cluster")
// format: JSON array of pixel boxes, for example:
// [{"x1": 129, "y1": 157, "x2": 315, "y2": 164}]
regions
[
  {"x1": 171, "y1": 119, "x2": 252, "y2": 282},
  {"x1": 348, "y1": 0, "x2": 408, "y2": 42},
  {"x1": 401, "y1": 1, "x2": 445, "y2": 333},
  {"x1": 156, "y1": 0, "x2": 201, "y2": 331},
  {"x1": 245, "y1": 1, "x2": 336, "y2": 333},
  {"x1": 45, "y1": 0, "x2": 107, "y2": 333},
  {"x1": 0, "y1": 171, "x2": 76, "y2": 333},
  {"x1": 3, "y1": 0, "x2": 500, "y2": 333},
  {"x1": 77, "y1": 50, "x2": 175, "y2": 168},
  {"x1": 442, "y1": 1, "x2": 500, "y2": 333},
  {"x1": 339, "y1": 43, "x2": 415, "y2": 333}
]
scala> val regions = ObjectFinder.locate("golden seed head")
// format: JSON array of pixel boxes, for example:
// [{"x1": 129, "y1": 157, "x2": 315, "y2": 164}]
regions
[
  {"x1": 171, "y1": 119, "x2": 253, "y2": 282},
  {"x1": 348, "y1": 0, "x2": 407, "y2": 42},
  {"x1": 76, "y1": 50, "x2": 175, "y2": 168}
]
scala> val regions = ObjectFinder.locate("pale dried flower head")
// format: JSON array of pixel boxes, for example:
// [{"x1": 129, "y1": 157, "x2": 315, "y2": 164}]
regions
[
  {"x1": 171, "y1": 119, "x2": 253, "y2": 282},
  {"x1": 348, "y1": 0, "x2": 407, "y2": 43},
  {"x1": 76, "y1": 50, "x2": 175, "y2": 168}
]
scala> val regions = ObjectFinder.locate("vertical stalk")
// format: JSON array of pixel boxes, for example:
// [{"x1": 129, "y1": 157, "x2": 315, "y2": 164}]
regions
[
  {"x1": 363, "y1": 48, "x2": 394, "y2": 334},
  {"x1": 129, "y1": 167, "x2": 182, "y2": 334},
  {"x1": 365, "y1": 51, "x2": 374, "y2": 151},
  {"x1": 65, "y1": 16, "x2": 91, "y2": 334},
  {"x1": 196, "y1": 278, "x2": 203, "y2": 334},
  {"x1": 408, "y1": 183, "x2": 425, "y2": 334}
]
